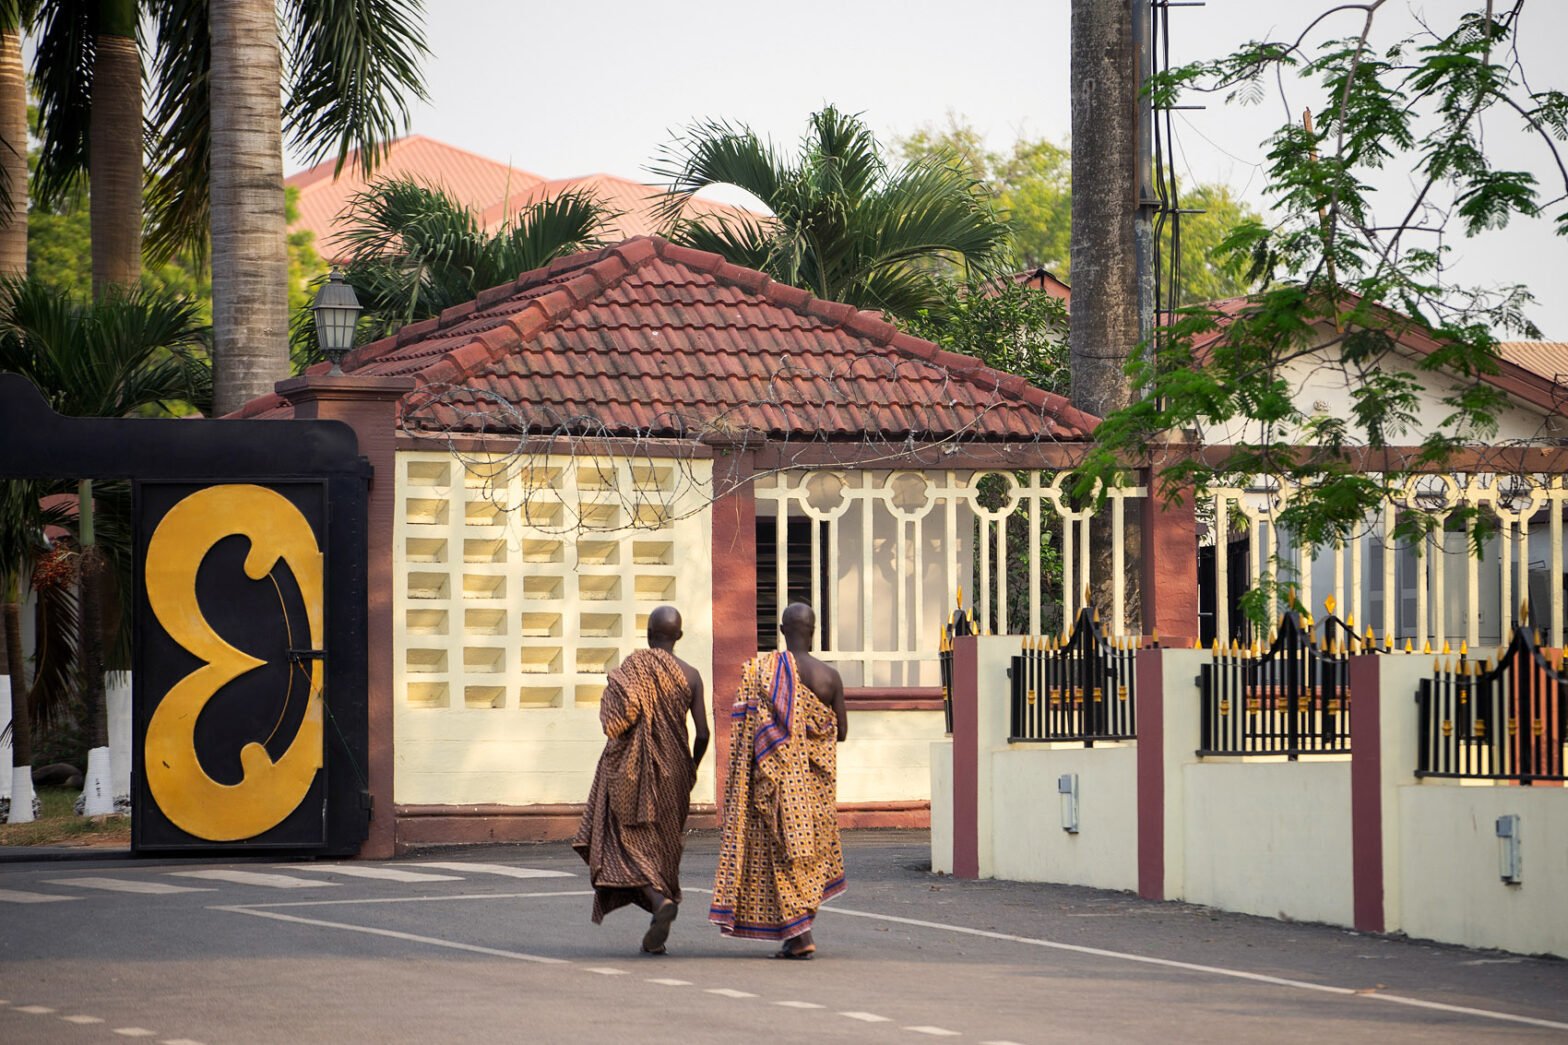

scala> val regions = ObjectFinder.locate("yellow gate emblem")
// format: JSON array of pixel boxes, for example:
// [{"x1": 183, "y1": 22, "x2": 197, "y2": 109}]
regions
[{"x1": 143, "y1": 484, "x2": 324, "y2": 841}]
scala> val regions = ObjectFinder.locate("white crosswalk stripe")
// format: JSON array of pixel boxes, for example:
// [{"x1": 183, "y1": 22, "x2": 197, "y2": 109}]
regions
[
  {"x1": 905, "y1": 1028, "x2": 961, "y2": 1037},
  {"x1": 47, "y1": 877, "x2": 215, "y2": 895},
  {"x1": 840, "y1": 1012, "x2": 892, "y2": 1022},
  {"x1": 168, "y1": 870, "x2": 338, "y2": 889},
  {"x1": 0, "y1": 889, "x2": 75, "y2": 904},
  {"x1": 409, "y1": 862, "x2": 573, "y2": 880},
  {"x1": 271, "y1": 865, "x2": 462, "y2": 883}
]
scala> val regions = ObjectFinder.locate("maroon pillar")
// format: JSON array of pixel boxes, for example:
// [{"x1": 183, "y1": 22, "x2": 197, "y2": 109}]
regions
[
  {"x1": 278, "y1": 373, "x2": 413, "y2": 859},
  {"x1": 1135, "y1": 646, "x2": 1165, "y2": 900},
  {"x1": 1141, "y1": 480, "x2": 1200, "y2": 647},
  {"x1": 1348, "y1": 654, "x2": 1384, "y2": 932},
  {"x1": 708, "y1": 447, "x2": 757, "y2": 815},
  {"x1": 951, "y1": 636, "x2": 979, "y2": 879}
]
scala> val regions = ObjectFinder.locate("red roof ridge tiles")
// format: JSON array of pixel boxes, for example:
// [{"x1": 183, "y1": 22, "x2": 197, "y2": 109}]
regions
[{"x1": 236, "y1": 235, "x2": 1097, "y2": 440}]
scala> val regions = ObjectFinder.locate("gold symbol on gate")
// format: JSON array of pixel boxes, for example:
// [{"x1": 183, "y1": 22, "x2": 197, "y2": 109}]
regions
[{"x1": 143, "y1": 485, "x2": 324, "y2": 841}]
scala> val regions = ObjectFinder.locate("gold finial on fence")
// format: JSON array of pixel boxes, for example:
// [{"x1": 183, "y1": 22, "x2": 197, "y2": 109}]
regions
[
  {"x1": 1252, "y1": 637, "x2": 1262, "y2": 656},
  {"x1": 1442, "y1": 640, "x2": 1452, "y2": 655},
  {"x1": 1520, "y1": 597, "x2": 1529, "y2": 624},
  {"x1": 1211, "y1": 637, "x2": 1222, "y2": 654},
  {"x1": 1192, "y1": 637, "x2": 1200, "y2": 649},
  {"x1": 1422, "y1": 639, "x2": 1432, "y2": 654},
  {"x1": 1459, "y1": 639, "x2": 1469, "y2": 656},
  {"x1": 956, "y1": 585, "x2": 964, "y2": 609},
  {"x1": 1084, "y1": 584, "x2": 1093, "y2": 606},
  {"x1": 1433, "y1": 656, "x2": 1442, "y2": 674},
  {"x1": 1346, "y1": 611, "x2": 1356, "y2": 629},
  {"x1": 1324, "y1": 594, "x2": 1337, "y2": 616},
  {"x1": 1404, "y1": 638, "x2": 1413, "y2": 653},
  {"x1": 1384, "y1": 630, "x2": 1394, "y2": 650}
]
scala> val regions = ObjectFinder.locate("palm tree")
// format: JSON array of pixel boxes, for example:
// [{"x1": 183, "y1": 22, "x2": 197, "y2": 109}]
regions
[
  {"x1": 0, "y1": 2, "x2": 27, "y2": 279},
  {"x1": 145, "y1": 0, "x2": 429, "y2": 416},
  {"x1": 650, "y1": 106, "x2": 1012, "y2": 321},
  {"x1": 332, "y1": 177, "x2": 613, "y2": 345},
  {"x1": 0, "y1": 278, "x2": 206, "y2": 775}
]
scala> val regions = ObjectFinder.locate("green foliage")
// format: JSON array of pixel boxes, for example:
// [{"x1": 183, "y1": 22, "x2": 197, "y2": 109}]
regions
[
  {"x1": 321, "y1": 177, "x2": 613, "y2": 357},
  {"x1": 145, "y1": 0, "x2": 429, "y2": 261},
  {"x1": 902, "y1": 276, "x2": 1069, "y2": 393},
  {"x1": 652, "y1": 106, "x2": 1012, "y2": 321},
  {"x1": 1075, "y1": 3, "x2": 1566, "y2": 620},
  {"x1": 895, "y1": 117, "x2": 1257, "y2": 303}
]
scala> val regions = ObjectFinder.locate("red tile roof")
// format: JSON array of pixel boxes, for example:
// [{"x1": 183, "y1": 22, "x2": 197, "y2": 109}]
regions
[
  {"x1": 1497, "y1": 342, "x2": 1568, "y2": 388},
  {"x1": 286, "y1": 137, "x2": 765, "y2": 263},
  {"x1": 1006, "y1": 267, "x2": 1072, "y2": 305},
  {"x1": 288, "y1": 135, "x2": 547, "y2": 262},
  {"x1": 236, "y1": 236, "x2": 1095, "y2": 442}
]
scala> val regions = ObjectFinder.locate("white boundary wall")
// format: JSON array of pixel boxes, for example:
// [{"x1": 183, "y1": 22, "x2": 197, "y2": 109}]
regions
[
  {"x1": 930, "y1": 739, "x2": 953, "y2": 874},
  {"x1": 838, "y1": 709, "x2": 946, "y2": 804},
  {"x1": 1180, "y1": 759, "x2": 1354, "y2": 926},
  {"x1": 992, "y1": 744, "x2": 1138, "y2": 890}
]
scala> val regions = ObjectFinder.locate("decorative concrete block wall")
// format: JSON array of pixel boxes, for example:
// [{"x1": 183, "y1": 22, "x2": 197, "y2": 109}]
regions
[{"x1": 392, "y1": 451, "x2": 715, "y2": 807}]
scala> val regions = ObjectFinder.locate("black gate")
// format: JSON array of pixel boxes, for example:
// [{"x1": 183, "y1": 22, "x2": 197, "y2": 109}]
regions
[
  {"x1": 1418, "y1": 625, "x2": 1567, "y2": 783},
  {"x1": 1200, "y1": 611, "x2": 1351, "y2": 757},
  {"x1": 1009, "y1": 607, "x2": 1137, "y2": 744},
  {"x1": 0, "y1": 375, "x2": 369, "y2": 854}
]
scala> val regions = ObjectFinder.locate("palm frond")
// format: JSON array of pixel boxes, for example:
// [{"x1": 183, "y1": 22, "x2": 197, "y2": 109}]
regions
[
  {"x1": 648, "y1": 117, "x2": 784, "y2": 225},
  {"x1": 29, "y1": 0, "x2": 93, "y2": 210},
  {"x1": 145, "y1": 0, "x2": 211, "y2": 263},
  {"x1": 280, "y1": 0, "x2": 429, "y2": 176}
]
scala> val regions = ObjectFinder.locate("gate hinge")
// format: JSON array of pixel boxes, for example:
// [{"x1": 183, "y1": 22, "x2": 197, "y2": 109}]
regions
[{"x1": 288, "y1": 648, "x2": 328, "y2": 662}]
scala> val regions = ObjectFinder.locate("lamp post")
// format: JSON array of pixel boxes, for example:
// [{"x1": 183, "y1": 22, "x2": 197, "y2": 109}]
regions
[{"x1": 311, "y1": 270, "x2": 363, "y2": 375}]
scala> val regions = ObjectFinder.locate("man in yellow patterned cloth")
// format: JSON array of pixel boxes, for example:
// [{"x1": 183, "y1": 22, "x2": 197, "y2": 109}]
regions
[
  {"x1": 709, "y1": 602, "x2": 847, "y2": 959},
  {"x1": 574, "y1": 605, "x2": 708, "y2": 955}
]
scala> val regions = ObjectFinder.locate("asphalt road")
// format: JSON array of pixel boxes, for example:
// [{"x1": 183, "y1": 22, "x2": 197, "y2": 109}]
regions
[{"x1": 0, "y1": 831, "x2": 1564, "y2": 1044}]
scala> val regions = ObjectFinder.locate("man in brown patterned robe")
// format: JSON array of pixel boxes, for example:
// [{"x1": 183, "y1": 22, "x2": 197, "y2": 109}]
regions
[
  {"x1": 573, "y1": 605, "x2": 708, "y2": 955},
  {"x1": 709, "y1": 602, "x2": 847, "y2": 959}
]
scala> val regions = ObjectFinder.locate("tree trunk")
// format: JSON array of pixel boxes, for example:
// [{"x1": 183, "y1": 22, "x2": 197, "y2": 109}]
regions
[
  {"x1": 78, "y1": 480, "x2": 107, "y2": 750},
  {"x1": 90, "y1": 4, "x2": 142, "y2": 297},
  {"x1": 1069, "y1": 0, "x2": 1139, "y2": 420},
  {"x1": 1071, "y1": 0, "x2": 1143, "y2": 632},
  {"x1": 210, "y1": 0, "x2": 289, "y2": 417},
  {"x1": 4, "y1": 594, "x2": 32, "y2": 769},
  {"x1": 0, "y1": 24, "x2": 26, "y2": 279}
]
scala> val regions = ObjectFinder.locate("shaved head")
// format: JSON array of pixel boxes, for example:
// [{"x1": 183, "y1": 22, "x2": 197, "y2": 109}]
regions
[
  {"x1": 648, "y1": 605, "x2": 683, "y2": 646},
  {"x1": 780, "y1": 602, "x2": 815, "y2": 645}
]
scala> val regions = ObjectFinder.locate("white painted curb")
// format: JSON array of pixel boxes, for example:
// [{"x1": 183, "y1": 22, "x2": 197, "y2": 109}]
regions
[
  {"x1": 8, "y1": 765, "x2": 34, "y2": 823},
  {"x1": 81, "y1": 745, "x2": 114, "y2": 816},
  {"x1": 0, "y1": 674, "x2": 11, "y2": 799},
  {"x1": 107, "y1": 671, "x2": 132, "y2": 799}
]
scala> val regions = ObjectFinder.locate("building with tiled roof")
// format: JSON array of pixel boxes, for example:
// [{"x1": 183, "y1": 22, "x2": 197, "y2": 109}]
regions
[
  {"x1": 239, "y1": 236, "x2": 1098, "y2": 848},
  {"x1": 287, "y1": 135, "x2": 764, "y2": 263},
  {"x1": 1497, "y1": 341, "x2": 1568, "y2": 389}
]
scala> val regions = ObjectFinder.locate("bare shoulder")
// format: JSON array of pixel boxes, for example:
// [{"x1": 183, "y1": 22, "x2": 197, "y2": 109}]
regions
[
  {"x1": 672, "y1": 654, "x2": 703, "y2": 692},
  {"x1": 795, "y1": 651, "x2": 843, "y2": 697}
]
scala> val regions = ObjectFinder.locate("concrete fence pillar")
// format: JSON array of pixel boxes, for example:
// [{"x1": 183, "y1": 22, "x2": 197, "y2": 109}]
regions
[
  {"x1": 950, "y1": 635, "x2": 1023, "y2": 879},
  {"x1": 1350, "y1": 652, "x2": 1426, "y2": 933},
  {"x1": 1135, "y1": 646, "x2": 1205, "y2": 901}
]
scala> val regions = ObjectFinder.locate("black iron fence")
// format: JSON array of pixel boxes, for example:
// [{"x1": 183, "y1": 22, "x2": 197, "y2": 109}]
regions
[
  {"x1": 1008, "y1": 607, "x2": 1137, "y2": 745},
  {"x1": 1418, "y1": 626, "x2": 1567, "y2": 783},
  {"x1": 938, "y1": 595, "x2": 978, "y2": 736},
  {"x1": 1199, "y1": 611, "x2": 1351, "y2": 758}
]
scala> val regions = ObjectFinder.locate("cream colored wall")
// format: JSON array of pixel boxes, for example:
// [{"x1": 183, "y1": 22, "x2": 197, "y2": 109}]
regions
[
  {"x1": 837, "y1": 709, "x2": 946, "y2": 804},
  {"x1": 393, "y1": 450, "x2": 715, "y2": 807},
  {"x1": 930, "y1": 739, "x2": 953, "y2": 874},
  {"x1": 990, "y1": 744, "x2": 1138, "y2": 890},
  {"x1": 1181, "y1": 759, "x2": 1355, "y2": 927},
  {"x1": 1207, "y1": 334, "x2": 1558, "y2": 446},
  {"x1": 1397, "y1": 784, "x2": 1568, "y2": 958}
]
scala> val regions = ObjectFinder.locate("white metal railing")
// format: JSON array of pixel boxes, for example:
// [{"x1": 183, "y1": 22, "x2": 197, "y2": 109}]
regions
[
  {"x1": 754, "y1": 469, "x2": 1146, "y2": 687},
  {"x1": 1207, "y1": 473, "x2": 1568, "y2": 650}
]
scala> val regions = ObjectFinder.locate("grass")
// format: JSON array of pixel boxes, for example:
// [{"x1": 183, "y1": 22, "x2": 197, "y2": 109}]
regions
[{"x1": 0, "y1": 786, "x2": 131, "y2": 849}]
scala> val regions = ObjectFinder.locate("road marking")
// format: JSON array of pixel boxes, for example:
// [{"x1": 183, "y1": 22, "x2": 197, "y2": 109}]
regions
[
  {"x1": 160, "y1": 1039, "x2": 206, "y2": 1045},
  {"x1": 61, "y1": 1015, "x2": 105, "y2": 1024},
  {"x1": 409, "y1": 862, "x2": 573, "y2": 880},
  {"x1": 16, "y1": 1005, "x2": 56, "y2": 1014},
  {"x1": 982, "y1": 1040, "x2": 1028, "y2": 1044},
  {"x1": 582, "y1": 967, "x2": 626, "y2": 976},
  {"x1": 169, "y1": 870, "x2": 337, "y2": 890},
  {"x1": 48, "y1": 877, "x2": 215, "y2": 895},
  {"x1": 647, "y1": 978, "x2": 691, "y2": 986},
  {"x1": 840, "y1": 1012, "x2": 891, "y2": 1022},
  {"x1": 113, "y1": 1029, "x2": 156, "y2": 1037},
  {"x1": 820, "y1": 902, "x2": 1568, "y2": 1033},
  {"x1": 0, "y1": 889, "x2": 74, "y2": 904},
  {"x1": 272, "y1": 865, "x2": 463, "y2": 883},
  {"x1": 775, "y1": 1001, "x2": 825, "y2": 1009},
  {"x1": 905, "y1": 1028, "x2": 960, "y2": 1037},
  {"x1": 706, "y1": 988, "x2": 758, "y2": 999},
  {"x1": 215, "y1": 905, "x2": 568, "y2": 964},
  {"x1": 222, "y1": 889, "x2": 594, "y2": 910}
]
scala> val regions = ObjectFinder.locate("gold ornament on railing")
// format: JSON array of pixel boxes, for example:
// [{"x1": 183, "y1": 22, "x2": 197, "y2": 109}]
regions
[{"x1": 1442, "y1": 719, "x2": 1453, "y2": 737}]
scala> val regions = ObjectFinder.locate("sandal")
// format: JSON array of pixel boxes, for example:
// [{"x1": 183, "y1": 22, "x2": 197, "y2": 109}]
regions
[
  {"x1": 772, "y1": 943, "x2": 816, "y2": 960},
  {"x1": 641, "y1": 899, "x2": 678, "y2": 954}
]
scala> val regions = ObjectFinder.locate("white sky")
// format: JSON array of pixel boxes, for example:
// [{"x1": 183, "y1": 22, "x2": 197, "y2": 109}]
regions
[{"x1": 289, "y1": 1, "x2": 1568, "y2": 336}]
